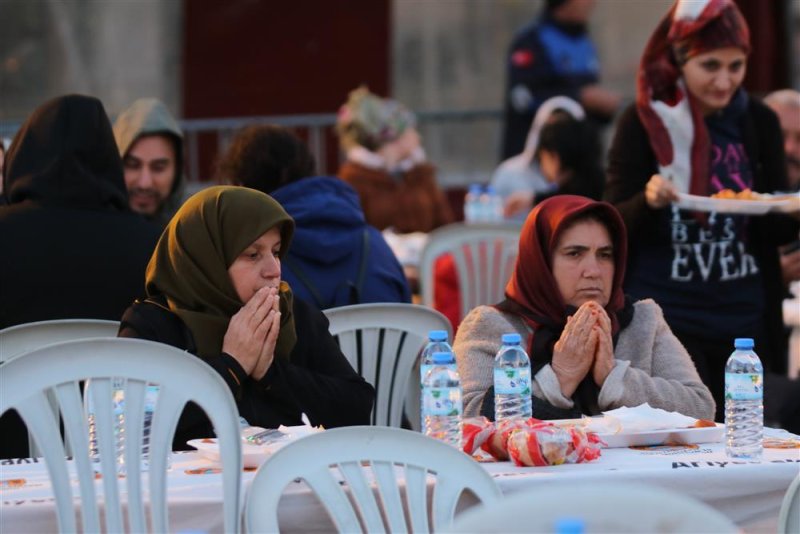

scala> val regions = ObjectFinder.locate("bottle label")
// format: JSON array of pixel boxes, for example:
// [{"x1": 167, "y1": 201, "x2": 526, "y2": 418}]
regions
[
  {"x1": 422, "y1": 387, "x2": 463, "y2": 416},
  {"x1": 494, "y1": 367, "x2": 531, "y2": 395},
  {"x1": 725, "y1": 373, "x2": 762, "y2": 401},
  {"x1": 421, "y1": 363, "x2": 456, "y2": 384}
]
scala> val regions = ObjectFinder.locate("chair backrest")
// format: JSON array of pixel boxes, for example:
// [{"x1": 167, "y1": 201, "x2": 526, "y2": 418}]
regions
[
  {"x1": 449, "y1": 481, "x2": 739, "y2": 533},
  {"x1": 0, "y1": 319, "x2": 121, "y2": 457},
  {"x1": 779, "y1": 474, "x2": 800, "y2": 534},
  {"x1": 323, "y1": 303, "x2": 452, "y2": 429},
  {"x1": 245, "y1": 426, "x2": 502, "y2": 533},
  {"x1": 419, "y1": 222, "x2": 522, "y2": 323},
  {"x1": 0, "y1": 337, "x2": 242, "y2": 534},
  {"x1": 0, "y1": 318, "x2": 120, "y2": 361}
]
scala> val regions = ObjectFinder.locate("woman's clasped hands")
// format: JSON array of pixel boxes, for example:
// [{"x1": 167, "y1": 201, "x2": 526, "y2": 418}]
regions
[
  {"x1": 223, "y1": 286, "x2": 281, "y2": 380},
  {"x1": 551, "y1": 301, "x2": 614, "y2": 397}
]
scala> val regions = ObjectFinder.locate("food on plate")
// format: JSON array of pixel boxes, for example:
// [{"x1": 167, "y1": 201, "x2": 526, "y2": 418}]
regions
[
  {"x1": 709, "y1": 189, "x2": 800, "y2": 202},
  {"x1": 710, "y1": 188, "x2": 762, "y2": 200},
  {"x1": 693, "y1": 419, "x2": 717, "y2": 428}
]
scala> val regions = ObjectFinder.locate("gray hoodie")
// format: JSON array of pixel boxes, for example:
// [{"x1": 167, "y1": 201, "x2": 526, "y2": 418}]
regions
[{"x1": 113, "y1": 98, "x2": 185, "y2": 227}]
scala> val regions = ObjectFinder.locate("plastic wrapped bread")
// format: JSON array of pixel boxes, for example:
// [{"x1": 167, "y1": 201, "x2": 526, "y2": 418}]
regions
[
  {"x1": 461, "y1": 416, "x2": 603, "y2": 466},
  {"x1": 507, "y1": 423, "x2": 603, "y2": 466},
  {"x1": 462, "y1": 416, "x2": 494, "y2": 454}
]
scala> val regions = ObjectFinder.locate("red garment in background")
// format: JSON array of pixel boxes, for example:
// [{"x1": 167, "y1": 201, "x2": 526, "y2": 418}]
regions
[{"x1": 433, "y1": 254, "x2": 461, "y2": 334}]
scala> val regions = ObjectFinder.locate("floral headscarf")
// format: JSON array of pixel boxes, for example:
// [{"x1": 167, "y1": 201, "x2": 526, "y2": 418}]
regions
[{"x1": 336, "y1": 86, "x2": 416, "y2": 151}]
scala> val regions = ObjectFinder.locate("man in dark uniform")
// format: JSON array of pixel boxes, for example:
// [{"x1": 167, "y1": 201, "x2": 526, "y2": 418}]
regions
[{"x1": 500, "y1": 0, "x2": 621, "y2": 160}]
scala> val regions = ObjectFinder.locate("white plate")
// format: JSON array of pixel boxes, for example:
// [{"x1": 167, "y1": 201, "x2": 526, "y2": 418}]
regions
[
  {"x1": 675, "y1": 192, "x2": 800, "y2": 215},
  {"x1": 595, "y1": 424, "x2": 724, "y2": 448},
  {"x1": 187, "y1": 437, "x2": 275, "y2": 468},
  {"x1": 549, "y1": 419, "x2": 724, "y2": 448},
  {"x1": 187, "y1": 425, "x2": 322, "y2": 468}
]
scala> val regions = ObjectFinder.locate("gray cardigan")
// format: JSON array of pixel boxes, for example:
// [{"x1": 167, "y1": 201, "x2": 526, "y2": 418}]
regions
[{"x1": 453, "y1": 299, "x2": 715, "y2": 421}]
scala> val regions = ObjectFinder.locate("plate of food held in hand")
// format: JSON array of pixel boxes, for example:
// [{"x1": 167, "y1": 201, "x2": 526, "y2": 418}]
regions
[
  {"x1": 676, "y1": 189, "x2": 800, "y2": 215},
  {"x1": 548, "y1": 404, "x2": 723, "y2": 448}
]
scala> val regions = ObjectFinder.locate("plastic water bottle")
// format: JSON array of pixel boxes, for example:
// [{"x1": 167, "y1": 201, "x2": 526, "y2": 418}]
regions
[
  {"x1": 478, "y1": 185, "x2": 492, "y2": 222},
  {"x1": 725, "y1": 338, "x2": 763, "y2": 460},
  {"x1": 485, "y1": 185, "x2": 504, "y2": 222},
  {"x1": 419, "y1": 330, "x2": 453, "y2": 433},
  {"x1": 494, "y1": 333, "x2": 532, "y2": 423},
  {"x1": 420, "y1": 330, "x2": 453, "y2": 386},
  {"x1": 140, "y1": 384, "x2": 161, "y2": 470},
  {"x1": 464, "y1": 184, "x2": 482, "y2": 223},
  {"x1": 86, "y1": 378, "x2": 126, "y2": 473},
  {"x1": 86, "y1": 380, "x2": 163, "y2": 473},
  {"x1": 421, "y1": 351, "x2": 463, "y2": 449}
]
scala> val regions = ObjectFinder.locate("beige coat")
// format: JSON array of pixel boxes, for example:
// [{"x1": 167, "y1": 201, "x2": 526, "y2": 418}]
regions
[{"x1": 453, "y1": 299, "x2": 715, "y2": 420}]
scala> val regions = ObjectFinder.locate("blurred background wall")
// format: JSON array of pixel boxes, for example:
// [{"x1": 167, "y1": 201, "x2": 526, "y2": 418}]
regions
[{"x1": 1, "y1": 0, "x2": 796, "y2": 189}]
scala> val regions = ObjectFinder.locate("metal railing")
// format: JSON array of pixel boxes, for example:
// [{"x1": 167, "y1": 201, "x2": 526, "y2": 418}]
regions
[
  {"x1": 180, "y1": 108, "x2": 502, "y2": 183},
  {"x1": 1, "y1": 108, "x2": 504, "y2": 184}
]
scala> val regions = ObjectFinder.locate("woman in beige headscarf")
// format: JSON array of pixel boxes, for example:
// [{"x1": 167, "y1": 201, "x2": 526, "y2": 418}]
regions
[{"x1": 119, "y1": 186, "x2": 374, "y2": 448}]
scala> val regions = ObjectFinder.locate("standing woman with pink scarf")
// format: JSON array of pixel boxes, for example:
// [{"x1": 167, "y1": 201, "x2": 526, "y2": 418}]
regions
[{"x1": 604, "y1": 0, "x2": 799, "y2": 422}]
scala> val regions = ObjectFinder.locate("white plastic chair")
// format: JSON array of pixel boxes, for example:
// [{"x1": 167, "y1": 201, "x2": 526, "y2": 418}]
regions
[
  {"x1": 418, "y1": 222, "x2": 522, "y2": 324},
  {"x1": 323, "y1": 303, "x2": 452, "y2": 429},
  {"x1": 779, "y1": 474, "x2": 800, "y2": 534},
  {"x1": 0, "y1": 318, "x2": 121, "y2": 457},
  {"x1": 0, "y1": 337, "x2": 243, "y2": 533},
  {"x1": 245, "y1": 426, "x2": 502, "y2": 533},
  {"x1": 0, "y1": 318, "x2": 120, "y2": 361},
  {"x1": 449, "y1": 481, "x2": 739, "y2": 533}
]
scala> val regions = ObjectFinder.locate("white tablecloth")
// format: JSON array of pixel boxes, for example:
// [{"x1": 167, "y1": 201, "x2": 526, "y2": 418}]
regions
[{"x1": 2, "y1": 434, "x2": 798, "y2": 533}]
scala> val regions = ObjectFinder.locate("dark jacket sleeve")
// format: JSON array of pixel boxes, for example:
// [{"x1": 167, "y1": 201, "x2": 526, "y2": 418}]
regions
[
  {"x1": 744, "y1": 100, "x2": 800, "y2": 373},
  {"x1": 258, "y1": 298, "x2": 375, "y2": 428},
  {"x1": 603, "y1": 104, "x2": 664, "y2": 244},
  {"x1": 118, "y1": 300, "x2": 248, "y2": 396},
  {"x1": 118, "y1": 300, "x2": 250, "y2": 449}
]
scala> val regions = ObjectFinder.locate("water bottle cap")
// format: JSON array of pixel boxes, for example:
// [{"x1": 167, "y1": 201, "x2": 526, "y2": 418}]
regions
[
  {"x1": 485, "y1": 185, "x2": 496, "y2": 193},
  {"x1": 734, "y1": 338, "x2": 754, "y2": 349},
  {"x1": 468, "y1": 184, "x2": 482, "y2": 193},
  {"x1": 501, "y1": 333, "x2": 521, "y2": 344},
  {"x1": 432, "y1": 351, "x2": 454, "y2": 364},
  {"x1": 554, "y1": 517, "x2": 585, "y2": 534},
  {"x1": 428, "y1": 330, "x2": 447, "y2": 341}
]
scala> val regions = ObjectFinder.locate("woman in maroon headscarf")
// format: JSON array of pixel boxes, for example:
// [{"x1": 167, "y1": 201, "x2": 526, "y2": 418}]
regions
[
  {"x1": 453, "y1": 195, "x2": 714, "y2": 420},
  {"x1": 604, "y1": 0, "x2": 798, "y2": 422}
]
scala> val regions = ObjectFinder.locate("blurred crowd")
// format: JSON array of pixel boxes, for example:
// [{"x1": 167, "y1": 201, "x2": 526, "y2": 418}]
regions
[{"x1": 1, "y1": 0, "x2": 798, "y2": 459}]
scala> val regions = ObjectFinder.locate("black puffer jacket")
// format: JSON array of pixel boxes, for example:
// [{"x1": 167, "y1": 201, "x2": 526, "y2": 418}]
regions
[{"x1": 119, "y1": 295, "x2": 375, "y2": 449}]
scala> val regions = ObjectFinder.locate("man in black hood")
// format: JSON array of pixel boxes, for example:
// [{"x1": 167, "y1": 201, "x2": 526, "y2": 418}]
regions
[{"x1": 0, "y1": 94, "x2": 162, "y2": 458}]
